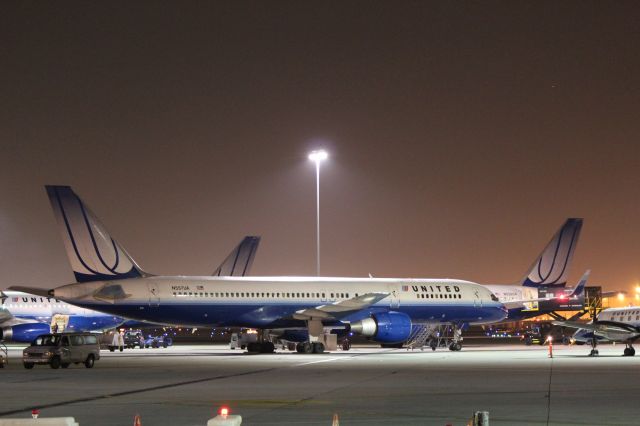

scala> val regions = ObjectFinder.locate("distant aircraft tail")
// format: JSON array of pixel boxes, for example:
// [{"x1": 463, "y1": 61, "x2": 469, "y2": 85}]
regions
[
  {"x1": 568, "y1": 270, "x2": 590, "y2": 297},
  {"x1": 520, "y1": 218, "x2": 583, "y2": 287},
  {"x1": 46, "y1": 185, "x2": 147, "y2": 283},
  {"x1": 212, "y1": 236, "x2": 261, "y2": 276}
]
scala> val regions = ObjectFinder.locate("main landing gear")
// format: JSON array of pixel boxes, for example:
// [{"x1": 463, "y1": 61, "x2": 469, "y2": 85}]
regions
[
  {"x1": 623, "y1": 344, "x2": 636, "y2": 357},
  {"x1": 589, "y1": 337, "x2": 599, "y2": 357},
  {"x1": 295, "y1": 342, "x2": 325, "y2": 354}
]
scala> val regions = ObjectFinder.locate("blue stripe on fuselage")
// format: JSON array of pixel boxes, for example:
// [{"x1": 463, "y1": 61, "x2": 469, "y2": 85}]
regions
[{"x1": 61, "y1": 301, "x2": 506, "y2": 328}]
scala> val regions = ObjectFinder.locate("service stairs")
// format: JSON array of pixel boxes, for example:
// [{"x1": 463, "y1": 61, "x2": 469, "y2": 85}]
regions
[{"x1": 405, "y1": 323, "x2": 439, "y2": 350}]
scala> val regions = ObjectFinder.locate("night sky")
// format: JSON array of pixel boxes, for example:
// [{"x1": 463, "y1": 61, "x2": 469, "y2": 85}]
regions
[{"x1": 2, "y1": 2, "x2": 639, "y2": 291}]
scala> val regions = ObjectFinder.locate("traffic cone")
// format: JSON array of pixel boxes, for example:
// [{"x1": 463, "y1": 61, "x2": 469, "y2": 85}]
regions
[
  {"x1": 548, "y1": 338, "x2": 553, "y2": 358},
  {"x1": 133, "y1": 414, "x2": 142, "y2": 426},
  {"x1": 332, "y1": 413, "x2": 339, "y2": 426}
]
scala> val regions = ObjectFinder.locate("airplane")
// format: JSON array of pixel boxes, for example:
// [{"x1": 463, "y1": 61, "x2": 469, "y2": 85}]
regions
[
  {"x1": 211, "y1": 218, "x2": 585, "y2": 350},
  {"x1": 28, "y1": 185, "x2": 508, "y2": 354},
  {"x1": 483, "y1": 218, "x2": 584, "y2": 321},
  {"x1": 1, "y1": 235, "x2": 261, "y2": 343},
  {"x1": 554, "y1": 306, "x2": 640, "y2": 357}
]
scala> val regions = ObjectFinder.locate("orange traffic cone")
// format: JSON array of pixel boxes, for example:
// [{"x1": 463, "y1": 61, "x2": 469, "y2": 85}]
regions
[
  {"x1": 332, "y1": 413, "x2": 339, "y2": 426},
  {"x1": 133, "y1": 414, "x2": 142, "y2": 426}
]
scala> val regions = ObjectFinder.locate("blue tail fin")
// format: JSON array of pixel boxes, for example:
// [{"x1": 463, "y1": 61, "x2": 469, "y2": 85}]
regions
[
  {"x1": 212, "y1": 236, "x2": 261, "y2": 276},
  {"x1": 521, "y1": 218, "x2": 583, "y2": 287},
  {"x1": 568, "y1": 270, "x2": 589, "y2": 297},
  {"x1": 46, "y1": 185, "x2": 146, "y2": 283}
]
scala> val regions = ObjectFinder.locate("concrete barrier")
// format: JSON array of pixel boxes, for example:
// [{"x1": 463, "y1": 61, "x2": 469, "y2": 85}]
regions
[{"x1": 0, "y1": 419, "x2": 79, "y2": 426}]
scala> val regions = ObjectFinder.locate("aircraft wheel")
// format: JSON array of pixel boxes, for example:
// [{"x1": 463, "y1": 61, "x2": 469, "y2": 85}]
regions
[
  {"x1": 631, "y1": 347, "x2": 636, "y2": 356},
  {"x1": 61, "y1": 363, "x2": 70, "y2": 369},
  {"x1": 453, "y1": 343, "x2": 462, "y2": 351},
  {"x1": 23, "y1": 362, "x2": 34, "y2": 369},
  {"x1": 429, "y1": 340, "x2": 437, "y2": 351},
  {"x1": 261, "y1": 342, "x2": 275, "y2": 353},
  {"x1": 624, "y1": 347, "x2": 634, "y2": 356},
  {"x1": 302, "y1": 342, "x2": 313, "y2": 354},
  {"x1": 312, "y1": 342, "x2": 325, "y2": 354},
  {"x1": 247, "y1": 342, "x2": 259, "y2": 353},
  {"x1": 589, "y1": 349, "x2": 599, "y2": 357}
]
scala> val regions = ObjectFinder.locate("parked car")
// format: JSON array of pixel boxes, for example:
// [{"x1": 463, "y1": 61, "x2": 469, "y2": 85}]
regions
[
  {"x1": 23, "y1": 333, "x2": 100, "y2": 369},
  {"x1": 124, "y1": 330, "x2": 145, "y2": 349},
  {"x1": 144, "y1": 334, "x2": 173, "y2": 348}
]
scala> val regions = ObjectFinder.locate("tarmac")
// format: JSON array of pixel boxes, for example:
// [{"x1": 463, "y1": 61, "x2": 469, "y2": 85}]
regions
[{"x1": 0, "y1": 342, "x2": 638, "y2": 425}]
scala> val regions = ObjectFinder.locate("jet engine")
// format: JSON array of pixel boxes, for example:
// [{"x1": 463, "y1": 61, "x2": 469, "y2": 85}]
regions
[
  {"x1": 350, "y1": 312, "x2": 412, "y2": 343},
  {"x1": 0, "y1": 323, "x2": 51, "y2": 342}
]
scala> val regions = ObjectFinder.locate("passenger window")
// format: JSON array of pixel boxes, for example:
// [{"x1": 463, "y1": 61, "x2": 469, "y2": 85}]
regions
[
  {"x1": 85, "y1": 335, "x2": 97, "y2": 345},
  {"x1": 71, "y1": 335, "x2": 84, "y2": 345}
]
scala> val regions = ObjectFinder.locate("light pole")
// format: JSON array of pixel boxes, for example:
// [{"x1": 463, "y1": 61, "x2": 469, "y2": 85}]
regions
[{"x1": 308, "y1": 149, "x2": 328, "y2": 276}]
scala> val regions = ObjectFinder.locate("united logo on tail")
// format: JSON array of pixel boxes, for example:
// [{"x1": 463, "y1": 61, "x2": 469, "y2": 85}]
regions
[{"x1": 521, "y1": 218, "x2": 583, "y2": 287}]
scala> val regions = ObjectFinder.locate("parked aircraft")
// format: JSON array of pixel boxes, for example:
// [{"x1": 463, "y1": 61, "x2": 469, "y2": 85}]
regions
[
  {"x1": 37, "y1": 186, "x2": 508, "y2": 353},
  {"x1": 554, "y1": 306, "x2": 640, "y2": 356},
  {"x1": 2, "y1": 234, "x2": 260, "y2": 343}
]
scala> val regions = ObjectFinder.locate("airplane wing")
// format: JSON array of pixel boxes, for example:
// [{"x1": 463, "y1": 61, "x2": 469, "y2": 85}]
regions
[
  {"x1": 292, "y1": 292, "x2": 389, "y2": 321},
  {"x1": 7, "y1": 286, "x2": 53, "y2": 298},
  {"x1": 552, "y1": 320, "x2": 637, "y2": 334}
]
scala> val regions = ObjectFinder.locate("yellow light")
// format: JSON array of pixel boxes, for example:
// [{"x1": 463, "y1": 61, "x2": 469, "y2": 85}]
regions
[
  {"x1": 618, "y1": 293, "x2": 625, "y2": 301},
  {"x1": 635, "y1": 286, "x2": 640, "y2": 294},
  {"x1": 635, "y1": 294, "x2": 639, "y2": 301}
]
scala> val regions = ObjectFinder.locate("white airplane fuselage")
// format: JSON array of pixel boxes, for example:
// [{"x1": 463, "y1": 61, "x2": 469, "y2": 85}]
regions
[{"x1": 53, "y1": 276, "x2": 507, "y2": 329}]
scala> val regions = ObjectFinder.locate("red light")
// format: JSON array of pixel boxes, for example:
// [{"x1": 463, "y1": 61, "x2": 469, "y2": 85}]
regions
[{"x1": 219, "y1": 406, "x2": 230, "y2": 417}]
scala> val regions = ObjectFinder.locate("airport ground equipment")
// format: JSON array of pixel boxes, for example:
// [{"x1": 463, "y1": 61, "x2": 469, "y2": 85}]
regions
[
  {"x1": 22, "y1": 333, "x2": 100, "y2": 369},
  {"x1": 403, "y1": 323, "x2": 464, "y2": 351}
]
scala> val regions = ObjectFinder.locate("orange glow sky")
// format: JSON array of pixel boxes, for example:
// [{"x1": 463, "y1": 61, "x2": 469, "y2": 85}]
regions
[{"x1": 1, "y1": 3, "x2": 639, "y2": 292}]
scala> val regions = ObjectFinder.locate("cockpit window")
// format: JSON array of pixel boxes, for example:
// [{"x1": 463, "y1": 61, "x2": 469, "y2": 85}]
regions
[{"x1": 490, "y1": 293, "x2": 499, "y2": 302}]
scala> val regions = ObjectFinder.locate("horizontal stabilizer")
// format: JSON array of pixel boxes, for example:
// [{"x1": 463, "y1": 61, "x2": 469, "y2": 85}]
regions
[{"x1": 292, "y1": 292, "x2": 389, "y2": 321}]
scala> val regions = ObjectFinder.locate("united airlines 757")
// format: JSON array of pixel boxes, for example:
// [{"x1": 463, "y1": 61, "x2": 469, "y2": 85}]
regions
[{"x1": 37, "y1": 186, "x2": 507, "y2": 354}]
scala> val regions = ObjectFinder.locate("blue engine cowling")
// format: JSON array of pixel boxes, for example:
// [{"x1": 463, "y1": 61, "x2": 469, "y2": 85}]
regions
[
  {"x1": 1, "y1": 323, "x2": 51, "y2": 342},
  {"x1": 350, "y1": 312, "x2": 412, "y2": 343}
]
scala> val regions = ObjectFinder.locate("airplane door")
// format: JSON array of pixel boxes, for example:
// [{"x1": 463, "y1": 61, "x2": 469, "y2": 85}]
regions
[
  {"x1": 389, "y1": 287, "x2": 400, "y2": 309},
  {"x1": 473, "y1": 289, "x2": 480, "y2": 308},
  {"x1": 147, "y1": 282, "x2": 160, "y2": 307},
  {"x1": 50, "y1": 314, "x2": 69, "y2": 333}
]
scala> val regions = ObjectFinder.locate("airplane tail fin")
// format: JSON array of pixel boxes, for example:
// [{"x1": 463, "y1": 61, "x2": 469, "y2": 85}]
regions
[
  {"x1": 568, "y1": 270, "x2": 590, "y2": 297},
  {"x1": 520, "y1": 218, "x2": 583, "y2": 287},
  {"x1": 45, "y1": 185, "x2": 147, "y2": 283},
  {"x1": 212, "y1": 236, "x2": 261, "y2": 276}
]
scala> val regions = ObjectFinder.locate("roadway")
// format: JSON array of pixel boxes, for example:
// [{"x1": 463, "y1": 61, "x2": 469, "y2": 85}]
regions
[{"x1": 0, "y1": 342, "x2": 637, "y2": 425}]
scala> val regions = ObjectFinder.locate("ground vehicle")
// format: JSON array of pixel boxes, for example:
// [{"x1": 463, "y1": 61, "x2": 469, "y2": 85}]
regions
[
  {"x1": 23, "y1": 333, "x2": 100, "y2": 369},
  {"x1": 522, "y1": 323, "x2": 571, "y2": 346},
  {"x1": 144, "y1": 334, "x2": 173, "y2": 348},
  {"x1": 229, "y1": 332, "x2": 257, "y2": 350},
  {"x1": 124, "y1": 330, "x2": 145, "y2": 349}
]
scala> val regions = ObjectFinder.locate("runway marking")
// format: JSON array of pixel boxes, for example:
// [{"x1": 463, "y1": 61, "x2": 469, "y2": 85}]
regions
[
  {"x1": 294, "y1": 357, "x2": 343, "y2": 366},
  {"x1": 0, "y1": 367, "x2": 278, "y2": 418}
]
